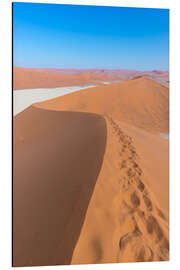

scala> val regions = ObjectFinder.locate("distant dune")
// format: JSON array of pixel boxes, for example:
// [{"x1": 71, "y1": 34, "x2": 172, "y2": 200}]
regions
[
  {"x1": 13, "y1": 77, "x2": 169, "y2": 266},
  {"x1": 135, "y1": 70, "x2": 169, "y2": 87},
  {"x1": 36, "y1": 77, "x2": 169, "y2": 133},
  {"x1": 13, "y1": 67, "x2": 128, "y2": 90},
  {"x1": 13, "y1": 66, "x2": 169, "y2": 90}
]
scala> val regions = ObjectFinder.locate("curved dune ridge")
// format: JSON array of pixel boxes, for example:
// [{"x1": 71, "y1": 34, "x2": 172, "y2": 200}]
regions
[
  {"x1": 35, "y1": 77, "x2": 169, "y2": 133},
  {"x1": 13, "y1": 77, "x2": 169, "y2": 266},
  {"x1": 70, "y1": 117, "x2": 169, "y2": 264}
]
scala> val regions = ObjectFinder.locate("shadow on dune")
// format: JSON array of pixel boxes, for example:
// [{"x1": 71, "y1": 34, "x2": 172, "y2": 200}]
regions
[{"x1": 13, "y1": 107, "x2": 107, "y2": 267}]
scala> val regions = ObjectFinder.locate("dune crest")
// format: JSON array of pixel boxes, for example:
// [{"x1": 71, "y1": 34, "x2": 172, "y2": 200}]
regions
[
  {"x1": 70, "y1": 116, "x2": 169, "y2": 264},
  {"x1": 35, "y1": 77, "x2": 169, "y2": 133},
  {"x1": 33, "y1": 78, "x2": 169, "y2": 263},
  {"x1": 13, "y1": 76, "x2": 169, "y2": 265}
]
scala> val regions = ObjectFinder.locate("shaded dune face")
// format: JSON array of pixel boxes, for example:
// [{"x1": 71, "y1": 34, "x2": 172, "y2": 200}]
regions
[
  {"x1": 13, "y1": 77, "x2": 169, "y2": 265},
  {"x1": 31, "y1": 78, "x2": 169, "y2": 264},
  {"x1": 13, "y1": 107, "x2": 107, "y2": 267}
]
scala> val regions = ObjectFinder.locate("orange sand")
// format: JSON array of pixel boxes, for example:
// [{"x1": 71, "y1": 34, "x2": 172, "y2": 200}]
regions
[
  {"x1": 13, "y1": 108, "x2": 107, "y2": 266},
  {"x1": 36, "y1": 77, "x2": 169, "y2": 133},
  {"x1": 13, "y1": 77, "x2": 169, "y2": 266},
  {"x1": 13, "y1": 67, "x2": 134, "y2": 90},
  {"x1": 13, "y1": 67, "x2": 169, "y2": 90}
]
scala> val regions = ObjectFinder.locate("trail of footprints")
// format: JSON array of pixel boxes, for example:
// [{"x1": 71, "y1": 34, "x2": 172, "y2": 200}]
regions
[{"x1": 107, "y1": 117, "x2": 169, "y2": 262}]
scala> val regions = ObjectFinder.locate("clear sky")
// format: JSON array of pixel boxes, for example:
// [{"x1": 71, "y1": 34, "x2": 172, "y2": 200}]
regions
[{"x1": 13, "y1": 2, "x2": 169, "y2": 71}]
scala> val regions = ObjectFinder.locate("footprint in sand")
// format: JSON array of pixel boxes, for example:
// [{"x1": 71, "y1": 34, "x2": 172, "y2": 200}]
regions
[
  {"x1": 143, "y1": 194, "x2": 153, "y2": 211},
  {"x1": 108, "y1": 117, "x2": 169, "y2": 262}
]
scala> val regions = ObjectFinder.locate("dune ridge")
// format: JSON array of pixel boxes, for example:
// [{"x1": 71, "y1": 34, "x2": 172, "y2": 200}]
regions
[
  {"x1": 70, "y1": 116, "x2": 169, "y2": 264},
  {"x1": 13, "y1": 76, "x2": 169, "y2": 265},
  {"x1": 35, "y1": 77, "x2": 169, "y2": 133}
]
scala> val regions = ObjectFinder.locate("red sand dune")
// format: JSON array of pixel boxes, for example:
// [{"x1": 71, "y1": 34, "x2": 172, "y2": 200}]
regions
[
  {"x1": 13, "y1": 67, "x2": 169, "y2": 90},
  {"x1": 13, "y1": 67, "x2": 123, "y2": 90},
  {"x1": 70, "y1": 118, "x2": 169, "y2": 264},
  {"x1": 36, "y1": 77, "x2": 169, "y2": 133},
  {"x1": 13, "y1": 77, "x2": 169, "y2": 266},
  {"x1": 13, "y1": 108, "x2": 107, "y2": 266}
]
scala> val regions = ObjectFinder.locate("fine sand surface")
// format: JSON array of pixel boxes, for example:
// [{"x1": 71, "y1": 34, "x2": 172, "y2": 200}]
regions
[
  {"x1": 13, "y1": 108, "x2": 107, "y2": 266},
  {"x1": 36, "y1": 77, "x2": 169, "y2": 133},
  {"x1": 13, "y1": 77, "x2": 169, "y2": 266}
]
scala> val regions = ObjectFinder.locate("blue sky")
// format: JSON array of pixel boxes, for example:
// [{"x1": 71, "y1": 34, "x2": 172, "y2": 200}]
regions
[{"x1": 13, "y1": 2, "x2": 169, "y2": 71}]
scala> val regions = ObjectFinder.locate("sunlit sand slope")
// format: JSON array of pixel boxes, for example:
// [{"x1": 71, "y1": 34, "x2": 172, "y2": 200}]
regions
[
  {"x1": 70, "y1": 117, "x2": 169, "y2": 264},
  {"x1": 34, "y1": 77, "x2": 169, "y2": 263},
  {"x1": 13, "y1": 77, "x2": 169, "y2": 265},
  {"x1": 36, "y1": 77, "x2": 169, "y2": 133}
]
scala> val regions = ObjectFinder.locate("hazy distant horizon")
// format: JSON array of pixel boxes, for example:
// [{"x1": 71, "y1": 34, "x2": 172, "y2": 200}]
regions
[{"x1": 13, "y1": 65, "x2": 169, "y2": 72}]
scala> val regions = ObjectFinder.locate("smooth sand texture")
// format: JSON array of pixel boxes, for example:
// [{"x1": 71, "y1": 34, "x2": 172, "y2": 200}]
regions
[
  {"x1": 13, "y1": 108, "x2": 107, "y2": 266},
  {"x1": 36, "y1": 77, "x2": 169, "y2": 133},
  {"x1": 13, "y1": 77, "x2": 169, "y2": 266}
]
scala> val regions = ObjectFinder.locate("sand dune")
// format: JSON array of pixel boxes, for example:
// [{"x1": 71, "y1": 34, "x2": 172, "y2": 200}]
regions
[
  {"x1": 36, "y1": 77, "x2": 169, "y2": 133},
  {"x1": 13, "y1": 67, "x2": 122, "y2": 90},
  {"x1": 132, "y1": 71, "x2": 169, "y2": 87},
  {"x1": 13, "y1": 77, "x2": 169, "y2": 266},
  {"x1": 13, "y1": 67, "x2": 169, "y2": 90},
  {"x1": 13, "y1": 108, "x2": 107, "y2": 266},
  {"x1": 71, "y1": 117, "x2": 169, "y2": 264}
]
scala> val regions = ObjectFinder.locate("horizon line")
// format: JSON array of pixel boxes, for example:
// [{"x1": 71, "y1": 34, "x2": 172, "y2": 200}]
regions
[{"x1": 13, "y1": 65, "x2": 169, "y2": 73}]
